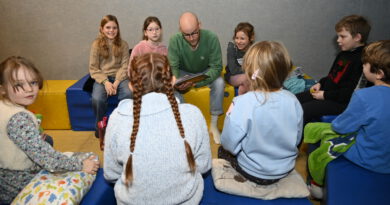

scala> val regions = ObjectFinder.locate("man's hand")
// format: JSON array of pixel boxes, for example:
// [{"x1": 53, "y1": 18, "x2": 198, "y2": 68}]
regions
[{"x1": 175, "y1": 81, "x2": 195, "y2": 91}]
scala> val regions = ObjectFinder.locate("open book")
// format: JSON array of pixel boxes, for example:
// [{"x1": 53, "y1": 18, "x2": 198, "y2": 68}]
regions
[{"x1": 175, "y1": 73, "x2": 208, "y2": 87}]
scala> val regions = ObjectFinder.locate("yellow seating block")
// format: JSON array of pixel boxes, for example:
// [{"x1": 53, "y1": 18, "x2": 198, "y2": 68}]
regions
[
  {"x1": 28, "y1": 80, "x2": 77, "y2": 130},
  {"x1": 183, "y1": 84, "x2": 234, "y2": 130}
]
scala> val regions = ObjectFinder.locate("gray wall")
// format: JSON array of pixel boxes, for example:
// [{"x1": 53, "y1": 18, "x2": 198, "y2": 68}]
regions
[{"x1": 1, "y1": 0, "x2": 389, "y2": 80}]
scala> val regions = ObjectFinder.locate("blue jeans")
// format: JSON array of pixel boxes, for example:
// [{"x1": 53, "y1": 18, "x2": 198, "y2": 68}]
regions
[
  {"x1": 92, "y1": 77, "x2": 132, "y2": 130},
  {"x1": 177, "y1": 70, "x2": 225, "y2": 116}
]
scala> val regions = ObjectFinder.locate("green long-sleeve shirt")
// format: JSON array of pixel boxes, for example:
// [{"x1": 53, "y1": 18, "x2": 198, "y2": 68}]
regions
[{"x1": 168, "y1": 29, "x2": 222, "y2": 87}]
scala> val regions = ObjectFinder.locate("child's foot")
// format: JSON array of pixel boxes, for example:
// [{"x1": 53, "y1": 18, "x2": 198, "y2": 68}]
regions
[
  {"x1": 308, "y1": 181, "x2": 323, "y2": 200},
  {"x1": 210, "y1": 125, "x2": 221, "y2": 144}
]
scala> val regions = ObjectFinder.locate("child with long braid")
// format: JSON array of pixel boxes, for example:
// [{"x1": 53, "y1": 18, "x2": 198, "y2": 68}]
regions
[{"x1": 103, "y1": 53, "x2": 211, "y2": 204}]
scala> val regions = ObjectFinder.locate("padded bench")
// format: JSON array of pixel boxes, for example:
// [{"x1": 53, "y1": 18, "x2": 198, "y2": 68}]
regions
[
  {"x1": 66, "y1": 74, "x2": 119, "y2": 131},
  {"x1": 81, "y1": 169, "x2": 311, "y2": 205},
  {"x1": 325, "y1": 156, "x2": 390, "y2": 205},
  {"x1": 67, "y1": 74, "x2": 235, "y2": 131},
  {"x1": 27, "y1": 80, "x2": 76, "y2": 129}
]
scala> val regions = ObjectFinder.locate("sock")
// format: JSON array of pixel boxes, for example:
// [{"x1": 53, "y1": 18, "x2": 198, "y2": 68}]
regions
[
  {"x1": 210, "y1": 115, "x2": 221, "y2": 144},
  {"x1": 309, "y1": 180, "x2": 323, "y2": 200}
]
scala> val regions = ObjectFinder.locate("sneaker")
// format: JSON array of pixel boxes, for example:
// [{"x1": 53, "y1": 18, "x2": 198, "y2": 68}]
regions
[
  {"x1": 308, "y1": 182, "x2": 323, "y2": 200},
  {"x1": 210, "y1": 125, "x2": 221, "y2": 144}
]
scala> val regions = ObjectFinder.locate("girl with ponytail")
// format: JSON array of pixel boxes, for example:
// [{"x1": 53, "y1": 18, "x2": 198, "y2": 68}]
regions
[{"x1": 104, "y1": 53, "x2": 211, "y2": 204}]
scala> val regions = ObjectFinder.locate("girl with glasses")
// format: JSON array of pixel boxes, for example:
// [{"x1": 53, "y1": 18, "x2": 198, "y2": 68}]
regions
[{"x1": 129, "y1": 16, "x2": 168, "y2": 61}]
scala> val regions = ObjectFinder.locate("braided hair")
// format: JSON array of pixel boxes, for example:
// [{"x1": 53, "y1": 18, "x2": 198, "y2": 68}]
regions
[{"x1": 125, "y1": 53, "x2": 196, "y2": 185}]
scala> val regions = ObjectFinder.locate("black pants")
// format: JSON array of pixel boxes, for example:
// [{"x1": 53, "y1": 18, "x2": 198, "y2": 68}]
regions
[
  {"x1": 218, "y1": 147, "x2": 280, "y2": 185},
  {"x1": 296, "y1": 91, "x2": 348, "y2": 125}
]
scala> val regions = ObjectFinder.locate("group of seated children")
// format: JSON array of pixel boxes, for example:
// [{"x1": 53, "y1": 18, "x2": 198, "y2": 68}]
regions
[{"x1": 1, "y1": 11, "x2": 389, "y2": 204}]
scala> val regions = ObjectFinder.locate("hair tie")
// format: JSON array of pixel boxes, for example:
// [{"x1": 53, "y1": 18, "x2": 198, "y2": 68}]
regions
[{"x1": 251, "y1": 69, "x2": 260, "y2": 80}]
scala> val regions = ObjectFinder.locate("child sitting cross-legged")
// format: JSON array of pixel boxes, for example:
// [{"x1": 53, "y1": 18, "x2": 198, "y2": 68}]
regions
[{"x1": 219, "y1": 41, "x2": 303, "y2": 185}]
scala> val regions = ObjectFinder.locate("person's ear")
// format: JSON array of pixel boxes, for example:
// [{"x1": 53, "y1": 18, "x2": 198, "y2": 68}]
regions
[
  {"x1": 354, "y1": 33, "x2": 362, "y2": 43},
  {"x1": 376, "y1": 69, "x2": 385, "y2": 80},
  {"x1": 198, "y1": 21, "x2": 202, "y2": 29}
]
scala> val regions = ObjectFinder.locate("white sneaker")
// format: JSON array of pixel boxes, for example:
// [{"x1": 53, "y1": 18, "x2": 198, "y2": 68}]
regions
[
  {"x1": 210, "y1": 125, "x2": 221, "y2": 144},
  {"x1": 308, "y1": 183, "x2": 323, "y2": 200}
]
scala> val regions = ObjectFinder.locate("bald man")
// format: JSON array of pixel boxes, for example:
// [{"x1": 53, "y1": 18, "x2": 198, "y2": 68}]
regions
[{"x1": 168, "y1": 12, "x2": 224, "y2": 144}]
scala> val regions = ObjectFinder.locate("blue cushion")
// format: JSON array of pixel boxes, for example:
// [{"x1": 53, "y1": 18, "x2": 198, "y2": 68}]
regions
[
  {"x1": 325, "y1": 156, "x2": 390, "y2": 205},
  {"x1": 66, "y1": 74, "x2": 119, "y2": 131},
  {"x1": 320, "y1": 115, "x2": 338, "y2": 123},
  {"x1": 80, "y1": 168, "x2": 116, "y2": 205},
  {"x1": 200, "y1": 173, "x2": 311, "y2": 205}
]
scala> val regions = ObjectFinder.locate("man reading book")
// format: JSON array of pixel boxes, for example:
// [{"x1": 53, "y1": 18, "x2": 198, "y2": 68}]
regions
[{"x1": 168, "y1": 11, "x2": 224, "y2": 144}]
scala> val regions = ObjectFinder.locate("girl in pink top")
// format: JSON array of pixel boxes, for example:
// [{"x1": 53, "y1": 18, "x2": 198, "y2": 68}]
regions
[{"x1": 129, "y1": 16, "x2": 168, "y2": 61}]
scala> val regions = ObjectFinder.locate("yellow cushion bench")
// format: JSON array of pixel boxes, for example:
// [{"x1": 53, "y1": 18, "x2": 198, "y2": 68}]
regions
[{"x1": 28, "y1": 80, "x2": 76, "y2": 129}]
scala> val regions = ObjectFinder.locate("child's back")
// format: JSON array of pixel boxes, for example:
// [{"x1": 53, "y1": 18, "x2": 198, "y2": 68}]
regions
[
  {"x1": 222, "y1": 89, "x2": 302, "y2": 179},
  {"x1": 103, "y1": 53, "x2": 211, "y2": 205},
  {"x1": 220, "y1": 41, "x2": 303, "y2": 183},
  {"x1": 105, "y1": 97, "x2": 210, "y2": 204}
]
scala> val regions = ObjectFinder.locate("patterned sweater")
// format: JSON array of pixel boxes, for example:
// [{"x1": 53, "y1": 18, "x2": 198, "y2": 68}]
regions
[{"x1": 0, "y1": 101, "x2": 82, "y2": 203}]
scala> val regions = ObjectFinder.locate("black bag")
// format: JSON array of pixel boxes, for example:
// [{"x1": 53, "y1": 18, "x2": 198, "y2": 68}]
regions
[{"x1": 82, "y1": 75, "x2": 95, "y2": 93}]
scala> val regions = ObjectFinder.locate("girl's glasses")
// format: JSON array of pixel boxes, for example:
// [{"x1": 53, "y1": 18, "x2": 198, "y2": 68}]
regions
[{"x1": 146, "y1": 27, "x2": 161, "y2": 32}]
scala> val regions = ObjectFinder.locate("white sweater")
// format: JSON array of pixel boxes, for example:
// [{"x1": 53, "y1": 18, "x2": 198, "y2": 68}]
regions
[{"x1": 104, "y1": 93, "x2": 211, "y2": 205}]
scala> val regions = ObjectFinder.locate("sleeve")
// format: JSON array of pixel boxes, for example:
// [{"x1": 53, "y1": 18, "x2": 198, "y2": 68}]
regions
[
  {"x1": 220, "y1": 100, "x2": 246, "y2": 155},
  {"x1": 168, "y1": 34, "x2": 181, "y2": 78},
  {"x1": 192, "y1": 108, "x2": 212, "y2": 174},
  {"x1": 7, "y1": 112, "x2": 82, "y2": 172},
  {"x1": 196, "y1": 33, "x2": 223, "y2": 87},
  {"x1": 103, "y1": 111, "x2": 123, "y2": 183},
  {"x1": 226, "y1": 42, "x2": 239, "y2": 75},
  {"x1": 324, "y1": 55, "x2": 363, "y2": 103},
  {"x1": 89, "y1": 40, "x2": 107, "y2": 84},
  {"x1": 115, "y1": 41, "x2": 130, "y2": 81},
  {"x1": 331, "y1": 92, "x2": 367, "y2": 134}
]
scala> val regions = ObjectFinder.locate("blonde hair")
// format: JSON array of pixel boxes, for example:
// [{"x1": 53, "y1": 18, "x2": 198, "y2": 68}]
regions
[
  {"x1": 97, "y1": 15, "x2": 123, "y2": 58},
  {"x1": 0, "y1": 56, "x2": 43, "y2": 102},
  {"x1": 243, "y1": 41, "x2": 292, "y2": 93},
  {"x1": 124, "y1": 53, "x2": 196, "y2": 185}
]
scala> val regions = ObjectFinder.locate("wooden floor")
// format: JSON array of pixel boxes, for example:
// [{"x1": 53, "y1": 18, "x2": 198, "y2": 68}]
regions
[{"x1": 47, "y1": 129, "x2": 318, "y2": 205}]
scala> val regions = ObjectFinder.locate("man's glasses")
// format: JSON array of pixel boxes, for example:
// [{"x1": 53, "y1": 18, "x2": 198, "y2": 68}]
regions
[{"x1": 182, "y1": 30, "x2": 199, "y2": 38}]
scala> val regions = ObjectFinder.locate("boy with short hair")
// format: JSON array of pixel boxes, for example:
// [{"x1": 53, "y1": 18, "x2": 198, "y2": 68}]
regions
[
  {"x1": 308, "y1": 40, "x2": 390, "y2": 199},
  {"x1": 296, "y1": 15, "x2": 371, "y2": 126}
]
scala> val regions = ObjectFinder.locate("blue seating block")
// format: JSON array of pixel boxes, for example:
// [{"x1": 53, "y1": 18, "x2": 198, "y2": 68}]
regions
[
  {"x1": 80, "y1": 168, "x2": 116, "y2": 205},
  {"x1": 325, "y1": 156, "x2": 390, "y2": 205},
  {"x1": 200, "y1": 173, "x2": 311, "y2": 205},
  {"x1": 320, "y1": 115, "x2": 338, "y2": 123},
  {"x1": 66, "y1": 74, "x2": 119, "y2": 131}
]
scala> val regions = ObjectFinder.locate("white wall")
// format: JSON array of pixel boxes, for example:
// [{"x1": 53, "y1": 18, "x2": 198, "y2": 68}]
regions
[{"x1": 0, "y1": 0, "x2": 389, "y2": 80}]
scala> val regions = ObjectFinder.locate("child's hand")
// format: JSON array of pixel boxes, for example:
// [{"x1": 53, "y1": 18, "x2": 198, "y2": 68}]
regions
[
  {"x1": 112, "y1": 80, "x2": 120, "y2": 95},
  {"x1": 82, "y1": 155, "x2": 100, "y2": 174},
  {"x1": 311, "y1": 90, "x2": 324, "y2": 100},
  {"x1": 310, "y1": 83, "x2": 321, "y2": 93},
  {"x1": 104, "y1": 81, "x2": 116, "y2": 96}
]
